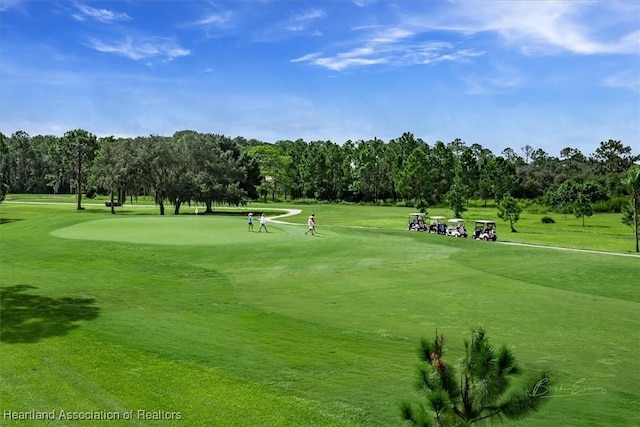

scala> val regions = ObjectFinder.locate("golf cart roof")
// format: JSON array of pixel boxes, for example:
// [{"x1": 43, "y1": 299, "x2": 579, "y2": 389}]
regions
[
  {"x1": 448, "y1": 218, "x2": 465, "y2": 223},
  {"x1": 430, "y1": 216, "x2": 446, "y2": 220},
  {"x1": 475, "y1": 220, "x2": 496, "y2": 225},
  {"x1": 409, "y1": 213, "x2": 425, "y2": 216}
]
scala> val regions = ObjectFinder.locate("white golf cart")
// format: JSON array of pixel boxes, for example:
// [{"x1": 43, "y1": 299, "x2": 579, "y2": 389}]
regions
[
  {"x1": 429, "y1": 216, "x2": 447, "y2": 234},
  {"x1": 446, "y1": 218, "x2": 468, "y2": 238},
  {"x1": 472, "y1": 220, "x2": 497, "y2": 241},
  {"x1": 407, "y1": 213, "x2": 427, "y2": 231}
]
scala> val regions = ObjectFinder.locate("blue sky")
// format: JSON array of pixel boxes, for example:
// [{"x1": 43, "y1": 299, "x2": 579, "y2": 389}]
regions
[{"x1": 1, "y1": 0, "x2": 638, "y2": 156}]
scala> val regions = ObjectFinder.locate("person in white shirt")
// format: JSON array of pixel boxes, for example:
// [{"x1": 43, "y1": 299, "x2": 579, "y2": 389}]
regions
[
  {"x1": 258, "y1": 213, "x2": 268, "y2": 232},
  {"x1": 305, "y1": 216, "x2": 315, "y2": 235}
]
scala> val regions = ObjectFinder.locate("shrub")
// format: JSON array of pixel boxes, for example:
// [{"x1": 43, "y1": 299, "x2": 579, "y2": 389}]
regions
[
  {"x1": 541, "y1": 216, "x2": 555, "y2": 224},
  {"x1": 593, "y1": 196, "x2": 626, "y2": 213}
]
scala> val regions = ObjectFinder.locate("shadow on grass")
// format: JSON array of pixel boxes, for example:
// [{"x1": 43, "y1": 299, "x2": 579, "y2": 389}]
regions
[
  {"x1": 0, "y1": 285, "x2": 100, "y2": 344},
  {"x1": 0, "y1": 218, "x2": 23, "y2": 225}
]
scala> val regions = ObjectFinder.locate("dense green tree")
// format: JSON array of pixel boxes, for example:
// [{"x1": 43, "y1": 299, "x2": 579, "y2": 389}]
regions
[
  {"x1": 544, "y1": 179, "x2": 606, "y2": 224},
  {"x1": 401, "y1": 328, "x2": 547, "y2": 427},
  {"x1": 430, "y1": 141, "x2": 455, "y2": 204},
  {"x1": 559, "y1": 147, "x2": 591, "y2": 180},
  {"x1": 189, "y1": 133, "x2": 246, "y2": 212},
  {"x1": 0, "y1": 133, "x2": 8, "y2": 202},
  {"x1": 515, "y1": 149, "x2": 559, "y2": 199},
  {"x1": 493, "y1": 157, "x2": 517, "y2": 201},
  {"x1": 3, "y1": 131, "x2": 51, "y2": 193},
  {"x1": 60, "y1": 129, "x2": 98, "y2": 210},
  {"x1": 388, "y1": 132, "x2": 422, "y2": 201},
  {"x1": 248, "y1": 143, "x2": 292, "y2": 202},
  {"x1": 477, "y1": 155, "x2": 498, "y2": 206},
  {"x1": 277, "y1": 139, "x2": 307, "y2": 199},
  {"x1": 446, "y1": 165, "x2": 469, "y2": 218},
  {"x1": 591, "y1": 139, "x2": 637, "y2": 175},
  {"x1": 2, "y1": 126, "x2": 637, "y2": 217},
  {"x1": 339, "y1": 140, "x2": 356, "y2": 201},
  {"x1": 501, "y1": 147, "x2": 524, "y2": 166},
  {"x1": 544, "y1": 179, "x2": 579, "y2": 217},
  {"x1": 622, "y1": 165, "x2": 640, "y2": 252},
  {"x1": 573, "y1": 191, "x2": 593, "y2": 226},
  {"x1": 458, "y1": 146, "x2": 480, "y2": 200},
  {"x1": 497, "y1": 193, "x2": 522, "y2": 232},
  {"x1": 397, "y1": 146, "x2": 431, "y2": 202},
  {"x1": 144, "y1": 135, "x2": 180, "y2": 215},
  {"x1": 90, "y1": 136, "x2": 126, "y2": 214},
  {"x1": 351, "y1": 138, "x2": 388, "y2": 202}
]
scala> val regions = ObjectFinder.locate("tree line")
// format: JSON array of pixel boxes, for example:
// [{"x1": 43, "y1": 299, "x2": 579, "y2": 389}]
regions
[{"x1": 0, "y1": 129, "x2": 637, "y2": 215}]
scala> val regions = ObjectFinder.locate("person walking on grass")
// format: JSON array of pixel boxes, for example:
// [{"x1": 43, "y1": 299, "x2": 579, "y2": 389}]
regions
[
  {"x1": 258, "y1": 213, "x2": 268, "y2": 232},
  {"x1": 305, "y1": 215, "x2": 315, "y2": 235},
  {"x1": 247, "y1": 212, "x2": 254, "y2": 232}
]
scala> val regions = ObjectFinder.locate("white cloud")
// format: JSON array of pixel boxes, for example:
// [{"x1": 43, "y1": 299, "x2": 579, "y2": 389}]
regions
[
  {"x1": 291, "y1": 52, "x2": 321, "y2": 63},
  {"x1": 315, "y1": 56, "x2": 387, "y2": 71},
  {"x1": 293, "y1": 9, "x2": 326, "y2": 22},
  {"x1": 191, "y1": 11, "x2": 231, "y2": 27},
  {"x1": 294, "y1": 25, "x2": 483, "y2": 71},
  {"x1": 88, "y1": 36, "x2": 190, "y2": 61},
  {"x1": 408, "y1": 1, "x2": 640, "y2": 56},
  {"x1": 73, "y1": 3, "x2": 130, "y2": 23}
]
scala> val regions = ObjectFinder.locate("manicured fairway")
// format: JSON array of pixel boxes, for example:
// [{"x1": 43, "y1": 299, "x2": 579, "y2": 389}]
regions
[
  {"x1": 1, "y1": 201, "x2": 639, "y2": 426},
  {"x1": 52, "y1": 216, "x2": 295, "y2": 246}
]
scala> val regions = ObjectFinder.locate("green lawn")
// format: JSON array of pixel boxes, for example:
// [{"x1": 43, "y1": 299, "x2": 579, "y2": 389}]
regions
[{"x1": 1, "y1": 198, "x2": 639, "y2": 426}]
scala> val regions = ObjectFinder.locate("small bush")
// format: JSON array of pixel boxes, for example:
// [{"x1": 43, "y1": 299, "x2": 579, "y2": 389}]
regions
[
  {"x1": 541, "y1": 216, "x2": 555, "y2": 224},
  {"x1": 85, "y1": 188, "x2": 97, "y2": 199}
]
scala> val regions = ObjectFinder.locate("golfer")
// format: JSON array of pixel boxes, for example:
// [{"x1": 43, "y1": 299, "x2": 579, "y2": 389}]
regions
[
  {"x1": 305, "y1": 215, "x2": 315, "y2": 235},
  {"x1": 247, "y1": 213, "x2": 254, "y2": 231},
  {"x1": 258, "y1": 213, "x2": 268, "y2": 232}
]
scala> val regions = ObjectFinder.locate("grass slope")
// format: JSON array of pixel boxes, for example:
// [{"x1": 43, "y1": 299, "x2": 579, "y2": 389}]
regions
[{"x1": 1, "y1": 199, "x2": 639, "y2": 426}]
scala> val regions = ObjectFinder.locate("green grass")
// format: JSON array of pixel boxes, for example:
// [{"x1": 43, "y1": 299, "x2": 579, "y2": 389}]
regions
[{"x1": 1, "y1": 198, "x2": 639, "y2": 426}]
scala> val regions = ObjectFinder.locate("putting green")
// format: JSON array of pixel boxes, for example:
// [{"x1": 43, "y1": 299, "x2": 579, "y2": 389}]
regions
[{"x1": 51, "y1": 216, "x2": 298, "y2": 246}]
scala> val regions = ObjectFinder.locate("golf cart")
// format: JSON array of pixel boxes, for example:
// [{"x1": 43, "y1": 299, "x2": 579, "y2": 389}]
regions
[
  {"x1": 472, "y1": 220, "x2": 497, "y2": 241},
  {"x1": 446, "y1": 218, "x2": 468, "y2": 238},
  {"x1": 408, "y1": 213, "x2": 427, "y2": 231},
  {"x1": 429, "y1": 216, "x2": 447, "y2": 234}
]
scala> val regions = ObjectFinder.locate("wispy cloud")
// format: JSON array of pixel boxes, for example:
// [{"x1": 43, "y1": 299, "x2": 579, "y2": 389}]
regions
[
  {"x1": 293, "y1": 9, "x2": 326, "y2": 22},
  {"x1": 72, "y1": 3, "x2": 130, "y2": 23},
  {"x1": 462, "y1": 68, "x2": 525, "y2": 95},
  {"x1": 284, "y1": 8, "x2": 326, "y2": 32},
  {"x1": 293, "y1": 26, "x2": 483, "y2": 70},
  {"x1": 0, "y1": 0, "x2": 24, "y2": 12},
  {"x1": 88, "y1": 36, "x2": 189, "y2": 61},
  {"x1": 353, "y1": 0, "x2": 377, "y2": 7},
  {"x1": 191, "y1": 11, "x2": 231, "y2": 27},
  {"x1": 314, "y1": 55, "x2": 387, "y2": 71},
  {"x1": 603, "y1": 69, "x2": 640, "y2": 92}
]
